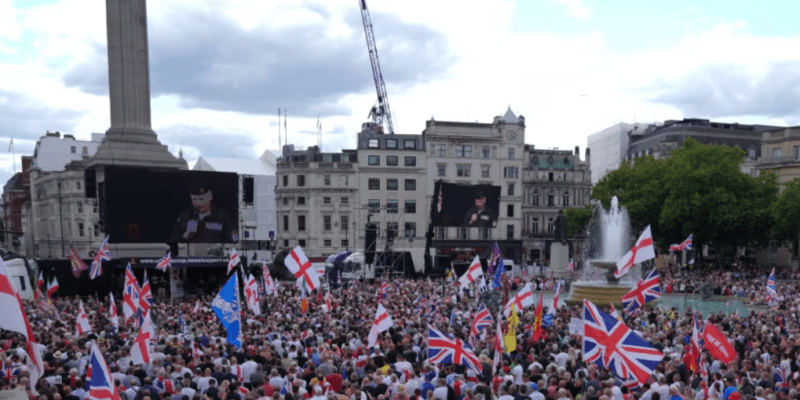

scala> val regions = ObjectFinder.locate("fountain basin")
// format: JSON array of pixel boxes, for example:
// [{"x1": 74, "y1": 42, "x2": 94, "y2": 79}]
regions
[{"x1": 566, "y1": 260, "x2": 632, "y2": 306}]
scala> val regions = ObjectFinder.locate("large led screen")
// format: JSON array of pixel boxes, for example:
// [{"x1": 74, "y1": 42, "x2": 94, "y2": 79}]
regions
[
  {"x1": 431, "y1": 182, "x2": 501, "y2": 227},
  {"x1": 103, "y1": 167, "x2": 239, "y2": 244}
]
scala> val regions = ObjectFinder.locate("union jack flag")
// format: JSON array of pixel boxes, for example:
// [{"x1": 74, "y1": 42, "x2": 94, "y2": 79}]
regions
[
  {"x1": 621, "y1": 268, "x2": 661, "y2": 314},
  {"x1": 90, "y1": 236, "x2": 112, "y2": 279},
  {"x1": 669, "y1": 244, "x2": 682, "y2": 252},
  {"x1": 378, "y1": 273, "x2": 388, "y2": 302},
  {"x1": 469, "y1": 303, "x2": 493, "y2": 339},
  {"x1": 582, "y1": 299, "x2": 663, "y2": 386},
  {"x1": 774, "y1": 364, "x2": 789, "y2": 387},
  {"x1": 89, "y1": 343, "x2": 121, "y2": 400},
  {"x1": 427, "y1": 326, "x2": 482, "y2": 374},
  {"x1": 766, "y1": 268, "x2": 778, "y2": 301},
  {"x1": 567, "y1": 258, "x2": 574, "y2": 272},
  {"x1": 680, "y1": 234, "x2": 693, "y2": 251},
  {"x1": 156, "y1": 252, "x2": 171, "y2": 272},
  {"x1": 1, "y1": 364, "x2": 18, "y2": 384}
]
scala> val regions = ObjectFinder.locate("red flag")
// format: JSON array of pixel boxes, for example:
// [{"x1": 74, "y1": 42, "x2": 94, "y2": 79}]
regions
[
  {"x1": 532, "y1": 290, "x2": 545, "y2": 341},
  {"x1": 702, "y1": 322, "x2": 735, "y2": 363}
]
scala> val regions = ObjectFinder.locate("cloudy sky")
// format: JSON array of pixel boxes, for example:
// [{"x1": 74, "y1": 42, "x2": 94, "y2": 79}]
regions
[{"x1": 2, "y1": 0, "x2": 800, "y2": 186}]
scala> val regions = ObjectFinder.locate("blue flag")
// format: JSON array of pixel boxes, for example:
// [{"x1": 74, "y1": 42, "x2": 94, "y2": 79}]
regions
[
  {"x1": 449, "y1": 308, "x2": 456, "y2": 326},
  {"x1": 493, "y1": 259, "x2": 506, "y2": 289},
  {"x1": 212, "y1": 273, "x2": 243, "y2": 349}
]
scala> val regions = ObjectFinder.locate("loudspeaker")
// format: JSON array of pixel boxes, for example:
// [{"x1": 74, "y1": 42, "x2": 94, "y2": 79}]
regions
[
  {"x1": 365, "y1": 222, "x2": 377, "y2": 264},
  {"x1": 84, "y1": 168, "x2": 96, "y2": 198},
  {"x1": 243, "y1": 176, "x2": 254, "y2": 203}
]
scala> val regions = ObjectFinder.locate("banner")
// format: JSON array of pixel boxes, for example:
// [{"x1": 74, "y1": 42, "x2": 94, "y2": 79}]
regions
[{"x1": 702, "y1": 323, "x2": 735, "y2": 363}]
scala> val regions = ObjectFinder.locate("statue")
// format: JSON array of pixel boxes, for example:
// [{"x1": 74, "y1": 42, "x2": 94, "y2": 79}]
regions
[{"x1": 554, "y1": 210, "x2": 568, "y2": 245}]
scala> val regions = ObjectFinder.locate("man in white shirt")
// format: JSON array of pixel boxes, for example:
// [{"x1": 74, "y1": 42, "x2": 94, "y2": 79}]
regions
[
  {"x1": 529, "y1": 384, "x2": 544, "y2": 400},
  {"x1": 432, "y1": 378, "x2": 449, "y2": 400},
  {"x1": 608, "y1": 379, "x2": 623, "y2": 400}
]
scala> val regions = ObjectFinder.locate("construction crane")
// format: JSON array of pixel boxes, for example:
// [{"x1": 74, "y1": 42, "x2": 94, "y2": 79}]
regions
[{"x1": 359, "y1": 0, "x2": 395, "y2": 135}]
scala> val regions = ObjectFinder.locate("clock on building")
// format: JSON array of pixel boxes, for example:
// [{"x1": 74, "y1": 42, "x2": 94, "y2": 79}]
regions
[{"x1": 506, "y1": 130, "x2": 517, "y2": 141}]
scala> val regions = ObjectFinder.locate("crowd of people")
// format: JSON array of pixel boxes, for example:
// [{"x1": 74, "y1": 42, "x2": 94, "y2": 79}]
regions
[{"x1": 1, "y1": 264, "x2": 800, "y2": 400}]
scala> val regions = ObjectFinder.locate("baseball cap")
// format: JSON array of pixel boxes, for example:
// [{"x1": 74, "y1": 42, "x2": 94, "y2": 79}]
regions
[{"x1": 189, "y1": 181, "x2": 212, "y2": 196}]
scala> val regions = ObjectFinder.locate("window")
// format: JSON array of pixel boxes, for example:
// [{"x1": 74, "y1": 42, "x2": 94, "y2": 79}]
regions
[
  {"x1": 483, "y1": 146, "x2": 490, "y2": 159},
  {"x1": 405, "y1": 179, "x2": 416, "y2": 190},
  {"x1": 405, "y1": 200, "x2": 416, "y2": 213},
  {"x1": 368, "y1": 139, "x2": 379, "y2": 148},
  {"x1": 437, "y1": 164, "x2": 446, "y2": 176},
  {"x1": 456, "y1": 164, "x2": 471, "y2": 177},
  {"x1": 548, "y1": 172, "x2": 554, "y2": 182},
  {"x1": 324, "y1": 175, "x2": 331, "y2": 185},
  {"x1": 76, "y1": 181, "x2": 81, "y2": 190},
  {"x1": 435, "y1": 227, "x2": 446, "y2": 239},
  {"x1": 548, "y1": 195, "x2": 554, "y2": 207},
  {"x1": 342, "y1": 239, "x2": 349, "y2": 247},
  {"x1": 387, "y1": 200, "x2": 398, "y2": 214},
  {"x1": 341, "y1": 215, "x2": 349, "y2": 231},
  {"x1": 532, "y1": 192, "x2": 539, "y2": 206},
  {"x1": 481, "y1": 165, "x2": 490, "y2": 178},
  {"x1": 480, "y1": 228, "x2": 490, "y2": 240},
  {"x1": 283, "y1": 215, "x2": 289, "y2": 231},
  {"x1": 386, "y1": 139, "x2": 398, "y2": 149},
  {"x1": 387, "y1": 222, "x2": 398, "y2": 241},
  {"x1": 71, "y1": 146, "x2": 76, "y2": 154},
  {"x1": 532, "y1": 217, "x2": 539, "y2": 233},
  {"x1": 77, "y1": 202, "x2": 83, "y2": 213},
  {"x1": 297, "y1": 175, "x2": 305, "y2": 186},
  {"x1": 508, "y1": 183, "x2": 515, "y2": 196},
  {"x1": 284, "y1": 239, "x2": 289, "y2": 247},
  {"x1": 341, "y1": 197, "x2": 349, "y2": 204},
  {"x1": 508, "y1": 148, "x2": 515, "y2": 159},
  {"x1": 405, "y1": 222, "x2": 416, "y2": 237},
  {"x1": 547, "y1": 218, "x2": 554, "y2": 234},
  {"x1": 437, "y1": 144, "x2": 446, "y2": 157},
  {"x1": 504, "y1": 166, "x2": 519, "y2": 178},
  {"x1": 404, "y1": 140, "x2": 416, "y2": 149},
  {"x1": 94, "y1": 224, "x2": 99, "y2": 237},
  {"x1": 458, "y1": 228, "x2": 469, "y2": 240},
  {"x1": 405, "y1": 156, "x2": 416, "y2": 166},
  {"x1": 387, "y1": 179, "x2": 399, "y2": 190},
  {"x1": 298, "y1": 215, "x2": 306, "y2": 231},
  {"x1": 368, "y1": 178, "x2": 380, "y2": 190},
  {"x1": 455, "y1": 145, "x2": 472, "y2": 158},
  {"x1": 387, "y1": 156, "x2": 398, "y2": 166},
  {"x1": 369, "y1": 200, "x2": 380, "y2": 213},
  {"x1": 506, "y1": 224, "x2": 514, "y2": 239},
  {"x1": 283, "y1": 197, "x2": 288, "y2": 205},
  {"x1": 283, "y1": 176, "x2": 288, "y2": 186},
  {"x1": 323, "y1": 215, "x2": 331, "y2": 231},
  {"x1": 78, "y1": 223, "x2": 85, "y2": 237},
  {"x1": 299, "y1": 239, "x2": 306, "y2": 247},
  {"x1": 323, "y1": 197, "x2": 331, "y2": 204},
  {"x1": 507, "y1": 204, "x2": 514, "y2": 217},
  {"x1": 324, "y1": 239, "x2": 332, "y2": 247},
  {"x1": 17, "y1": 276, "x2": 25, "y2": 291},
  {"x1": 297, "y1": 197, "x2": 305, "y2": 205},
  {"x1": 795, "y1": 146, "x2": 800, "y2": 160},
  {"x1": 368, "y1": 155, "x2": 380, "y2": 165},
  {"x1": 562, "y1": 192, "x2": 570, "y2": 207}
]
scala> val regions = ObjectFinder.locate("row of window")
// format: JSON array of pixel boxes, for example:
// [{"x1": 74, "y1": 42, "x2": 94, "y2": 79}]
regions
[
  {"x1": 367, "y1": 155, "x2": 417, "y2": 166},
  {"x1": 279, "y1": 239, "x2": 348, "y2": 248},
  {"x1": 530, "y1": 193, "x2": 571, "y2": 207},
  {"x1": 530, "y1": 217, "x2": 558, "y2": 234},
  {"x1": 368, "y1": 178, "x2": 416, "y2": 191},
  {"x1": 433, "y1": 225, "x2": 516, "y2": 240},
  {"x1": 436, "y1": 164, "x2": 519, "y2": 178},
  {"x1": 281, "y1": 215, "x2": 418, "y2": 238},
  {"x1": 367, "y1": 138, "x2": 417, "y2": 149},
  {"x1": 282, "y1": 196, "x2": 350, "y2": 206},
  {"x1": 772, "y1": 146, "x2": 800, "y2": 162},
  {"x1": 282, "y1": 174, "x2": 350, "y2": 187},
  {"x1": 436, "y1": 144, "x2": 515, "y2": 160}
]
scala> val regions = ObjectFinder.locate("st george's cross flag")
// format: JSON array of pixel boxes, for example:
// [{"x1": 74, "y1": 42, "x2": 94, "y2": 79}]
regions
[
  {"x1": 504, "y1": 283, "x2": 534, "y2": 317},
  {"x1": 35, "y1": 271, "x2": 43, "y2": 300},
  {"x1": 367, "y1": 303, "x2": 394, "y2": 348},
  {"x1": 108, "y1": 292, "x2": 119, "y2": 329},
  {"x1": 459, "y1": 255, "x2": 485, "y2": 288},
  {"x1": 285, "y1": 246, "x2": 321, "y2": 291},
  {"x1": 212, "y1": 273, "x2": 243, "y2": 349},
  {"x1": 582, "y1": 299, "x2": 663, "y2": 386},
  {"x1": 428, "y1": 326, "x2": 482, "y2": 374},
  {"x1": 76, "y1": 301, "x2": 91, "y2": 335},
  {"x1": 547, "y1": 282, "x2": 561, "y2": 315},
  {"x1": 227, "y1": 248, "x2": 241, "y2": 274},
  {"x1": 616, "y1": 225, "x2": 656, "y2": 278},
  {"x1": 89, "y1": 343, "x2": 121, "y2": 400},
  {"x1": 130, "y1": 309, "x2": 154, "y2": 365},
  {"x1": 244, "y1": 274, "x2": 262, "y2": 316},
  {"x1": 262, "y1": 264, "x2": 277, "y2": 297},
  {"x1": 621, "y1": 268, "x2": 661, "y2": 313}
]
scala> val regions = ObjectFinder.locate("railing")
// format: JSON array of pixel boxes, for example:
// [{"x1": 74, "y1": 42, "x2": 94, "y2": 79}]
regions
[{"x1": 337, "y1": 163, "x2": 353, "y2": 169}]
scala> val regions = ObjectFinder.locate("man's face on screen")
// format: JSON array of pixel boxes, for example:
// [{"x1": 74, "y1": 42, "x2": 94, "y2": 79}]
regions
[{"x1": 190, "y1": 191, "x2": 213, "y2": 213}]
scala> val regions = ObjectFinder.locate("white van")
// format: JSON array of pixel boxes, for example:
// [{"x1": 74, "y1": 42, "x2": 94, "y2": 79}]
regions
[{"x1": 4, "y1": 258, "x2": 35, "y2": 300}]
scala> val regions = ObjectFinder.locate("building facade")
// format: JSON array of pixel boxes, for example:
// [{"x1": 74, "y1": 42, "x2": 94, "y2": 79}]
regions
[
  {"x1": 422, "y1": 108, "x2": 526, "y2": 269},
  {"x1": 587, "y1": 123, "x2": 643, "y2": 184},
  {"x1": 2, "y1": 156, "x2": 32, "y2": 250},
  {"x1": 521, "y1": 146, "x2": 591, "y2": 266}
]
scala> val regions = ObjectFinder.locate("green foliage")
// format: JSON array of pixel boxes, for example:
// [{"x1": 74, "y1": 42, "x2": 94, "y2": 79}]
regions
[
  {"x1": 773, "y1": 179, "x2": 800, "y2": 245},
  {"x1": 564, "y1": 205, "x2": 593, "y2": 238},
  {"x1": 592, "y1": 138, "x2": 779, "y2": 252}
]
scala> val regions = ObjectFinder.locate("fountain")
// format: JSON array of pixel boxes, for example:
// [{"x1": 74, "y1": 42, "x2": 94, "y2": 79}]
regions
[{"x1": 567, "y1": 196, "x2": 638, "y2": 306}]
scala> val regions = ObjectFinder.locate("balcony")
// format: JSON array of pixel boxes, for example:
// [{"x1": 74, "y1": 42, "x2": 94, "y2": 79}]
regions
[{"x1": 760, "y1": 155, "x2": 800, "y2": 169}]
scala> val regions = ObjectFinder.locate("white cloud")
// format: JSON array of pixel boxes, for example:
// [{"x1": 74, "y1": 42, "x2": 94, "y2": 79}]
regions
[{"x1": 554, "y1": 0, "x2": 591, "y2": 20}]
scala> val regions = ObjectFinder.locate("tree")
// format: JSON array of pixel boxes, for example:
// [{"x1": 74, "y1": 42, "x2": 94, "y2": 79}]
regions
[
  {"x1": 564, "y1": 205, "x2": 592, "y2": 238},
  {"x1": 773, "y1": 179, "x2": 800, "y2": 251}
]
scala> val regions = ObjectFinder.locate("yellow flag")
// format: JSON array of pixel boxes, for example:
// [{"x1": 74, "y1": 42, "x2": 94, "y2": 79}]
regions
[{"x1": 504, "y1": 305, "x2": 518, "y2": 352}]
